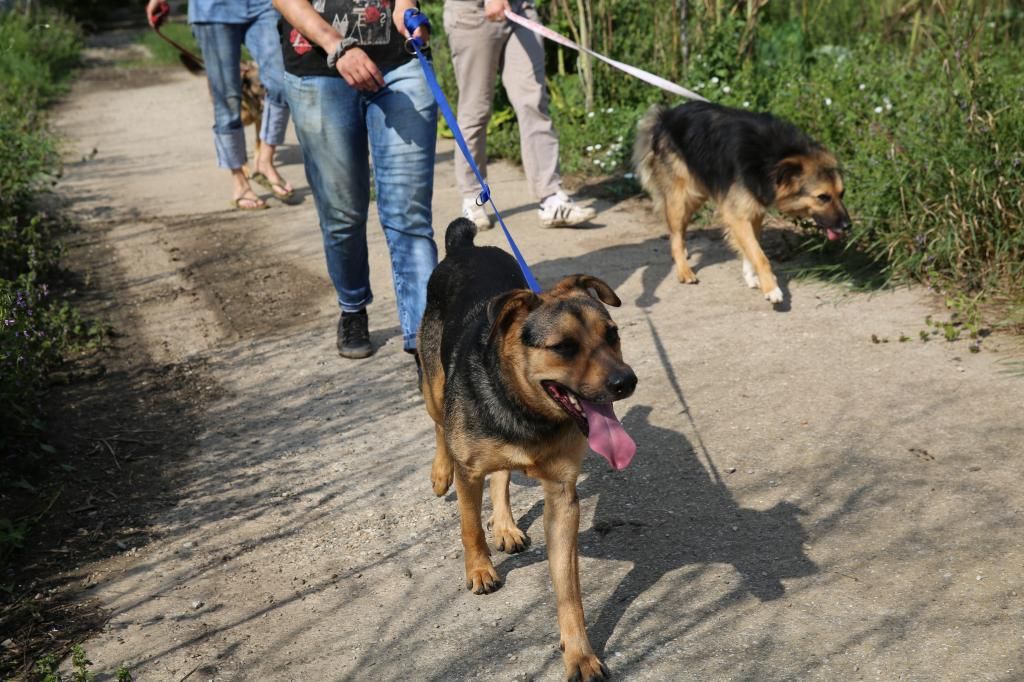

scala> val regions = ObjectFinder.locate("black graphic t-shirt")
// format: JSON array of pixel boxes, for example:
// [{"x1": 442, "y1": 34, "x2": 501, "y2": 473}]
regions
[{"x1": 280, "y1": 0, "x2": 414, "y2": 77}]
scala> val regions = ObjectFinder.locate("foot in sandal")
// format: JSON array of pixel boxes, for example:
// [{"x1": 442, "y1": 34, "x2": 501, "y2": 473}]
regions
[
  {"x1": 251, "y1": 145, "x2": 295, "y2": 201},
  {"x1": 231, "y1": 190, "x2": 268, "y2": 210}
]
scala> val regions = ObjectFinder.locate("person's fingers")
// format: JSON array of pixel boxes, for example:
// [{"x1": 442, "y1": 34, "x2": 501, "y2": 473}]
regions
[
  {"x1": 339, "y1": 50, "x2": 384, "y2": 92},
  {"x1": 358, "y1": 55, "x2": 385, "y2": 90},
  {"x1": 354, "y1": 64, "x2": 383, "y2": 92},
  {"x1": 340, "y1": 68, "x2": 358, "y2": 89}
]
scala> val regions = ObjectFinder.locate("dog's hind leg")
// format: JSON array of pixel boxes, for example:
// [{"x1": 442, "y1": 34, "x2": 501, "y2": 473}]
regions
[
  {"x1": 542, "y1": 476, "x2": 607, "y2": 680},
  {"x1": 455, "y1": 467, "x2": 502, "y2": 594},
  {"x1": 430, "y1": 425, "x2": 454, "y2": 496},
  {"x1": 488, "y1": 471, "x2": 530, "y2": 554},
  {"x1": 664, "y1": 182, "x2": 702, "y2": 284},
  {"x1": 419, "y1": 350, "x2": 453, "y2": 496},
  {"x1": 722, "y1": 203, "x2": 782, "y2": 303}
]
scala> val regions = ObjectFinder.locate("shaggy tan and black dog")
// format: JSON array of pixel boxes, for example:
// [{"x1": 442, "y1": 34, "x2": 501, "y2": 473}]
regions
[{"x1": 634, "y1": 101, "x2": 850, "y2": 304}]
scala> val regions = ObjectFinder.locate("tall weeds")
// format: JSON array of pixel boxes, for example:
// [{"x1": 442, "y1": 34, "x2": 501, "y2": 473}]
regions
[
  {"x1": 1, "y1": 8, "x2": 96, "y2": 500},
  {"x1": 427, "y1": 0, "x2": 1023, "y2": 329}
]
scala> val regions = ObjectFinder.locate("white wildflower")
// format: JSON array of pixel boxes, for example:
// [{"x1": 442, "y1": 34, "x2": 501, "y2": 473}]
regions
[
  {"x1": 824, "y1": 97, "x2": 832, "y2": 106},
  {"x1": 858, "y1": 83, "x2": 866, "y2": 91},
  {"x1": 595, "y1": 144, "x2": 602, "y2": 151},
  {"x1": 606, "y1": 107, "x2": 615, "y2": 114},
  {"x1": 723, "y1": 86, "x2": 731, "y2": 94},
  {"x1": 710, "y1": 76, "x2": 720, "y2": 84},
  {"x1": 587, "y1": 111, "x2": 595, "y2": 118},
  {"x1": 874, "y1": 106, "x2": 883, "y2": 114},
  {"x1": 585, "y1": 145, "x2": 594, "y2": 153},
  {"x1": 743, "y1": 101, "x2": 750, "y2": 108}
]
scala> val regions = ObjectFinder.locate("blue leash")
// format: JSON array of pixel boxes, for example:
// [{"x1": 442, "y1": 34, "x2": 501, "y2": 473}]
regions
[{"x1": 404, "y1": 9, "x2": 542, "y2": 294}]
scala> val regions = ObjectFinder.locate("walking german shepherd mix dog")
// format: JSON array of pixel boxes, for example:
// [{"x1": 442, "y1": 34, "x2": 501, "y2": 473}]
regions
[
  {"x1": 633, "y1": 101, "x2": 851, "y2": 304},
  {"x1": 418, "y1": 218, "x2": 638, "y2": 681}
]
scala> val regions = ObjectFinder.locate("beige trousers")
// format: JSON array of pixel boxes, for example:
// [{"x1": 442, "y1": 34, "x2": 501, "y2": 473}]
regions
[{"x1": 443, "y1": 0, "x2": 561, "y2": 202}]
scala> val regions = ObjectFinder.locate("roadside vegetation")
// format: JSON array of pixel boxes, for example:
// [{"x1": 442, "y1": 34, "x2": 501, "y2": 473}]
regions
[
  {"x1": 1, "y1": 4, "x2": 95, "y2": 546},
  {"x1": 425, "y1": 0, "x2": 1024, "y2": 331},
  {"x1": 0, "y1": 0, "x2": 103, "y2": 596}
]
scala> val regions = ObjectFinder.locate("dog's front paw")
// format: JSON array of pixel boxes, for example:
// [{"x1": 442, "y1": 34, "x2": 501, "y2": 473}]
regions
[
  {"x1": 430, "y1": 458, "x2": 453, "y2": 497},
  {"x1": 764, "y1": 287, "x2": 784, "y2": 304},
  {"x1": 676, "y1": 269, "x2": 699, "y2": 285},
  {"x1": 465, "y1": 563, "x2": 503, "y2": 594},
  {"x1": 564, "y1": 652, "x2": 609, "y2": 682},
  {"x1": 492, "y1": 524, "x2": 530, "y2": 554}
]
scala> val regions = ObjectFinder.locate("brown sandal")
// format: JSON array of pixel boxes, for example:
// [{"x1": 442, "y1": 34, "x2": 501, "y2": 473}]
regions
[
  {"x1": 230, "y1": 191, "x2": 269, "y2": 211},
  {"x1": 250, "y1": 171, "x2": 295, "y2": 201}
]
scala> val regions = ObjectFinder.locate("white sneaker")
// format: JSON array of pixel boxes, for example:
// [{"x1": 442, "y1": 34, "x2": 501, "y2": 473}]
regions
[
  {"x1": 537, "y1": 191, "x2": 597, "y2": 228},
  {"x1": 461, "y1": 198, "x2": 491, "y2": 231}
]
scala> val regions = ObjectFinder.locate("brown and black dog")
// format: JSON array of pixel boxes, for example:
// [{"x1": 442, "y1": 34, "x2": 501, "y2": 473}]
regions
[
  {"x1": 238, "y1": 61, "x2": 265, "y2": 159},
  {"x1": 418, "y1": 218, "x2": 638, "y2": 681},
  {"x1": 633, "y1": 101, "x2": 850, "y2": 304}
]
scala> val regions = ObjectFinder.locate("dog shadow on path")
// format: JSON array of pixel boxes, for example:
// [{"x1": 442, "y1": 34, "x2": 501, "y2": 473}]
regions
[{"x1": 501, "y1": 403, "x2": 817, "y2": 658}]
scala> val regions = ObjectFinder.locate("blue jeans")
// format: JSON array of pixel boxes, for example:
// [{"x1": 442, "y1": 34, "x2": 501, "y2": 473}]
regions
[
  {"x1": 192, "y1": 9, "x2": 289, "y2": 169},
  {"x1": 283, "y1": 60, "x2": 438, "y2": 351}
]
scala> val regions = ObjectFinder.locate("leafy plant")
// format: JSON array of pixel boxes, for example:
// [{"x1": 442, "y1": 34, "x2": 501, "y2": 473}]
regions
[
  {"x1": 0, "y1": 6, "x2": 101, "y2": 565},
  {"x1": 525, "y1": 1, "x2": 1022, "y2": 332}
]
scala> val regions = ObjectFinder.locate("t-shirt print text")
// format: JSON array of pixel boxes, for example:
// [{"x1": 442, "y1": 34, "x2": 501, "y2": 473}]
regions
[{"x1": 315, "y1": 0, "x2": 392, "y2": 46}]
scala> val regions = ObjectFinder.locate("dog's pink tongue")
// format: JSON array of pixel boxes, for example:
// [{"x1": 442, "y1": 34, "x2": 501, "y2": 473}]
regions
[
  {"x1": 580, "y1": 399, "x2": 636, "y2": 470},
  {"x1": 826, "y1": 228, "x2": 842, "y2": 241}
]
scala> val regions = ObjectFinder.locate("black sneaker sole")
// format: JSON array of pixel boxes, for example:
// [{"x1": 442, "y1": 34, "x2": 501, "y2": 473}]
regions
[{"x1": 338, "y1": 345, "x2": 374, "y2": 359}]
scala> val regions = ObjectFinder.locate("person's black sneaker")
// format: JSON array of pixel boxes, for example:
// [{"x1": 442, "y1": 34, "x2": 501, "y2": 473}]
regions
[{"x1": 337, "y1": 309, "x2": 374, "y2": 359}]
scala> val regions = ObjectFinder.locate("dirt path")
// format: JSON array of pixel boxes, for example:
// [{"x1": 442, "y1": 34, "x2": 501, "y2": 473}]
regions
[{"x1": 51, "y1": 43, "x2": 1024, "y2": 681}]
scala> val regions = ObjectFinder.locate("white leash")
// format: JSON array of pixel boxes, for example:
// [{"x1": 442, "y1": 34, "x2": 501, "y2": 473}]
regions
[{"x1": 503, "y1": 9, "x2": 707, "y2": 102}]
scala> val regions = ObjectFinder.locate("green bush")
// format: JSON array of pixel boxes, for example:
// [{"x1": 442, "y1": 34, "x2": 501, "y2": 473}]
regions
[
  {"x1": 0, "y1": 10, "x2": 82, "y2": 123},
  {"x1": 429, "y1": 1, "x2": 1022, "y2": 328},
  {"x1": 0, "y1": 8, "x2": 96, "y2": 500}
]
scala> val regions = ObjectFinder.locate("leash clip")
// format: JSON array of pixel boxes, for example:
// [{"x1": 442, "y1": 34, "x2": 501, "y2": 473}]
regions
[{"x1": 475, "y1": 185, "x2": 491, "y2": 206}]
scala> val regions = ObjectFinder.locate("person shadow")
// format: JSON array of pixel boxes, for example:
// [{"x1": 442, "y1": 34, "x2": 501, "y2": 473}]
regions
[{"x1": 500, "y1": 404, "x2": 817, "y2": 657}]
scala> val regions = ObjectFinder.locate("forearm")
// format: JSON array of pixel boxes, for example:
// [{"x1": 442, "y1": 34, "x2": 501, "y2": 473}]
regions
[{"x1": 273, "y1": 0, "x2": 341, "y2": 52}]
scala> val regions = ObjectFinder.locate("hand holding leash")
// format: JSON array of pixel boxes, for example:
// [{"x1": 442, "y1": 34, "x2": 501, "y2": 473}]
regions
[
  {"x1": 485, "y1": 0, "x2": 511, "y2": 22},
  {"x1": 146, "y1": 0, "x2": 169, "y2": 28},
  {"x1": 144, "y1": 0, "x2": 204, "y2": 74},
  {"x1": 402, "y1": 8, "x2": 431, "y2": 51}
]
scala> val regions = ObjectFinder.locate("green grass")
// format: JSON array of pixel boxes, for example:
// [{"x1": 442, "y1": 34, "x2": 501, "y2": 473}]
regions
[
  {"x1": 1, "y1": 7, "x2": 101, "y2": 569},
  {"x1": 425, "y1": 0, "x2": 1024, "y2": 333},
  {"x1": 135, "y1": 21, "x2": 201, "y2": 66},
  {"x1": 131, "y1": 21, "x2": 251, "y2": 67}
]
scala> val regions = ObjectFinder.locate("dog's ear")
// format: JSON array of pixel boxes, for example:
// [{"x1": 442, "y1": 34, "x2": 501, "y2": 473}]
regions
[
  {"x1": 487, "y1": 290, "x2": 539, "y2": 342},
  {"x1": 773, "y1": 156, "x2": 806, "y2": 190},
  {"x1": 551, "y1": 274, "x2": 622, "y2": 307}
]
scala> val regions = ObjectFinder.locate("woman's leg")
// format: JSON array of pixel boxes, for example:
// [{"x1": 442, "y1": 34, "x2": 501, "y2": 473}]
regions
[
  {"x1": 367, "y1": 59, "x2": 439, "y2": 352},
  {"x1": 243, "y1": 8, "x2": 293, "y2": 195},
  {"x1": 192, "y1": 22, "x2": 263, "y2": 207},
  {"x1": 503, "y1": 1, "x2": 560, "y2": 201},
  {"x1": 283, "y1": 72, "x2": 373, "y2": 314},
  {"x1": 442, "y1": 2, "x2": 504, "y2": 200}
]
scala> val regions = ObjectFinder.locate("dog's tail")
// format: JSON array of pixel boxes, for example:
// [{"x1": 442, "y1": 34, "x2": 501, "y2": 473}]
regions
[
  {"x1": 632, "y1": 105, "x2": 669, "y2": 209},
  {"x1": 444, "y1": 217, "x2": 477, "y2": 254}
]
